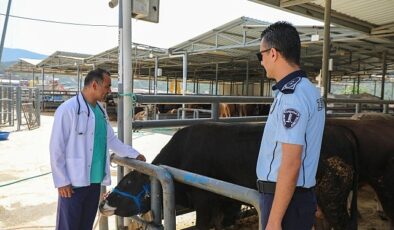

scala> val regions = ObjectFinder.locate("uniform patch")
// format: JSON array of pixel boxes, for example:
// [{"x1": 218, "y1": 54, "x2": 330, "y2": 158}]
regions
[
  {"x1": 317, "y1": 98, "x2": 325, "y2": 111},
  {"x1": 281, "y1": 77, "x2": 302, "y2": 94},
  {"x1": 282, "y1": 108, "x2": 300, "y2": 128}
]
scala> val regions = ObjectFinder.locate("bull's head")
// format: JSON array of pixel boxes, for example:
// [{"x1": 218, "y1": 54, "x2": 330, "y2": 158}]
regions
[{"x1": 99, "y1": 171, "x2": 151, "y2": 217}]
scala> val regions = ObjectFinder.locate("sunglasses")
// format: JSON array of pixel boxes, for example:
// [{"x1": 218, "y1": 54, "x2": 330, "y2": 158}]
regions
[{"x1": 256, "y1": 48, "x2": 280, "y2": 62}]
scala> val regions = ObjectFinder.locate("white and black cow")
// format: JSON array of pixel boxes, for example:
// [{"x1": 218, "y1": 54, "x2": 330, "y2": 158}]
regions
[{"x1": 100, "y1": 122, "x2": 359, "y2": 230}]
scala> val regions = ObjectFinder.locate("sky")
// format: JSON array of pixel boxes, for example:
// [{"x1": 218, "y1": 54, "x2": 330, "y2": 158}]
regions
[{"x1": 0, "y1": 0, "x2": 322, "y2": 56}]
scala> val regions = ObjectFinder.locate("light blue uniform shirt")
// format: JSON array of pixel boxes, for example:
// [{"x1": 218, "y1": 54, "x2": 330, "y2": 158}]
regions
[{"x1": 256, "y1": 70, "x2": 325, "y2": 188}]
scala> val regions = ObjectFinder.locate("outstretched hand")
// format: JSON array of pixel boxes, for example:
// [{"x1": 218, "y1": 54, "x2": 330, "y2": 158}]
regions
[{"x1": 136, "y1": 154, "x2": 146, "y2": 162}]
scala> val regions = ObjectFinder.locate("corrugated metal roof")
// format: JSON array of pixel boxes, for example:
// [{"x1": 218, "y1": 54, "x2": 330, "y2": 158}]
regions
[
  {"x1": 313, "y1": 0, "x2": 394, "y2": 26},
  {"x1": 6, "y1": 58, "x2": 42, "y2": 72}
]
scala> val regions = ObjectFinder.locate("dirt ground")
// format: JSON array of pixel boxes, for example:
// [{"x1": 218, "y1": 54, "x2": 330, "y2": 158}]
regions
[{"x1": 0, "y1": 115, "x2": 392, "y2": 229}]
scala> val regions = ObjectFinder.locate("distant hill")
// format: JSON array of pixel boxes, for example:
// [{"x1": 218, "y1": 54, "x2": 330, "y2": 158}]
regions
[{"x1": 1, "y1": 47, "x2": 47, "y2": 62}]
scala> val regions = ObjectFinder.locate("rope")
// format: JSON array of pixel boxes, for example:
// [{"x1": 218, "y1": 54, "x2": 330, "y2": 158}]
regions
[
  {"x1": 118, "y1": 93, "x2": 138, "y2": 119},
  {"x1": 0, "y1": 172, "x2": 52, "y2": 188}
]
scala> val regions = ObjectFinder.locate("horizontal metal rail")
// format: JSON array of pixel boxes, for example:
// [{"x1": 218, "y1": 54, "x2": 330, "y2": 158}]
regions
[
  {"x1": 161, "y1": 165, "x2": 262, "y2": 230},
  {"x1": 133, "y1": 116, "x2": 268, "y2": 129},
  {"x1": 111, "y1": 155, "x2": 176, "y2": 230},
  {"x1": 135, "y1": 95, "x2": 274, "y2": 104}
]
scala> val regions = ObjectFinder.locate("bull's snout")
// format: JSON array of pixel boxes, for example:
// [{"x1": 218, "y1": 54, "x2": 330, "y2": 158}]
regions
[{"x1": 99, "y1": 200, "x2": 117, "y2": 216}]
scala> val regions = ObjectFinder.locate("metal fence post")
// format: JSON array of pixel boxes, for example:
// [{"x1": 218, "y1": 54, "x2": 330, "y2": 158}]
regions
[
  {"x1": 355, "y1": 103, "x2": 361, "y2": 113},
  {"x1": 35, "y1": 87, "x2": 41, "y2": 126},
  {"x1": 0, "y1": 86, "x2": 3, "y2": 123},
  {"x1": 8, "y1": 87, "x2": 12, "y2": 126},
  {"x1": 99, "y1": 186, "x2": 109, "y2": 230},
  {"x1": 212, "y1": 102, "x2": 219, "y2": 121},
  {"x1": 151, "y1": 178, "x2": 162, "y2": 226},
  {"x1": 383, "y1": 104, "x2": 388, "y2": 114},
  {"x1": 16, "y1": 86, "x2": 21, "y2": 131},
  {"x1": 28, "y1": 88, "x2": 33, "y2": 124}
]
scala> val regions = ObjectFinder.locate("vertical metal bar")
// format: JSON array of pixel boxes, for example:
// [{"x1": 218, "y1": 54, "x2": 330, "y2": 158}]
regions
[
  {"x1": 166, "y1": 76, "x2": 169, "y2": 94},
  {"x1": 8, "y1": 87, "x2": 12, "y2": 125},
  {"x1": 357, "y1": 59, "x2": 360, "y2": 94},
  {"x1": 35, "y1": 87, "x2": 40, "y2": 126},
  {"x1": 215, "y1": 63, "x2": 219, "y2": 95},
  {"x1": 391, "y1": 83, "x2": 394, "y2": 99},
  {"x1": 154, "y1": 57, "x2": 159, "y2": 95},
  {"x1": 122, "y1": 0, "x2": 133, "y2": 153},
  {"x1": 355, "y1": 103, "x2": 361, "y2": 114},
  {"x1": 148, "y1": 68, "x2": 151, "y2": 94},
  {"x1": 150, "y1": 178, "x2": 162, "y2": 226},
  {"x1": 175, "y1": 78, "x2": 178, "y2": 95},
  {"x1": 52, "y1": 73, "x2": 55, "y2": 102},
  {"x1": 380, "y1": 51, "x2": 387, "y2": 100},
  {"x1": 196, "y1": 78, "x2": 199, "y2": 94},
  {"x1": 212, "y1": 102, "x2": 219, "y2": 121},
  {"x1": 28, "y1": 88, "x2": 32, "y2": 124},
  {"x1": 322, "y1": 0, "x2": 332, "y2": 100},
  {"x1": 16, "y1": 87, "x2": 21, "y2": 130},
  {"x1": 182, "y1": 53, "x2": 188, "y2": 119},
  {"x1": 32, "y1": 69, "x2": 35, "y2": 87},
  {"x1": 77, "y1": 65, "x2": 80, "y2": 92},
  {"x1": 0, "y1": 0, "x2": 12, "y2": 63},
  {"x1": 41, "y1": 68, "x2": 45, "y2": 112},
  {"x1": 99, "y1": 186, "x2": 109, "y2": 230},
  {"x1": 383, "y1": 104, "x2": 388, "y2": 114},
  {"x1": 246, "y1": 61, "x2": 249, "y2": 96},
  {"x1": 0, "y1": 86, "x2": 3, "y2": 123},
  {"x1": 117, "y1": 4, "x2": 124, "y2": 228},
  {"x1": 352, "y1": 78, "x2": 356, "y2": 95},
  {"x1": 374, "y1": 80, "x2": 377, "y2": 96}
]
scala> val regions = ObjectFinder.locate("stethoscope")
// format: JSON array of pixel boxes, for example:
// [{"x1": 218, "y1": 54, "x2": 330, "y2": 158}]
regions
[{"x1": 76, "y1": 93, "x2": 107, "y2": 135}]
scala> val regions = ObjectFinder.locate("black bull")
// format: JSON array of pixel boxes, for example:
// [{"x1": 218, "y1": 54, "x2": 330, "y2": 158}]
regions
[{"x1": 100, "y1": 120, "x2": 394, "y2": 229}]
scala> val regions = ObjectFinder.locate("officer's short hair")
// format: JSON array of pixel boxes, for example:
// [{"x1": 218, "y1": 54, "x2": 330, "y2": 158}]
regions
[
  {"x1": 84, "y1": 68, "x2": 111, "y2": 86},
  {"x1": 260, "y1": 21, "x2": 301, "y2": 66}
]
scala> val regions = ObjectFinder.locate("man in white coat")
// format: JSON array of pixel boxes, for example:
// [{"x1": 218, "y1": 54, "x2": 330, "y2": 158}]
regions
[{"x1": 50, "y1": 68, "x2": 146, "y2": 230}]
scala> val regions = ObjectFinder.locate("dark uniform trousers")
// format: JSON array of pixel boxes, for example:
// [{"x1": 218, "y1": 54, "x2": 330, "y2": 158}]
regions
[
  {"x1": 56, "y1": 183, "x2": 101, "y2": 230},
  {"x1": 259, "y1": 189, "x2": 317, "y2": 230}
]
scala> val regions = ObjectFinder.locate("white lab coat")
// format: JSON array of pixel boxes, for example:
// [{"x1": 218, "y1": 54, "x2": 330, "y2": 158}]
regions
[{"x1": 49, "y1": 93, "x2": 139, "y2": 188}]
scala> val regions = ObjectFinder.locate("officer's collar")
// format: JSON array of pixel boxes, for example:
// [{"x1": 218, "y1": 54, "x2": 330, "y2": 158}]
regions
[{"x1": 272, "y1": 70, "x2": 306, "y2": 94}]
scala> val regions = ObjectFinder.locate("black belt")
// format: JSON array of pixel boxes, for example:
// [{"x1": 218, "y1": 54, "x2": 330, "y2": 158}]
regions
[{"x1": 256, "y1": 180, "x2": 314, "y2": 194}]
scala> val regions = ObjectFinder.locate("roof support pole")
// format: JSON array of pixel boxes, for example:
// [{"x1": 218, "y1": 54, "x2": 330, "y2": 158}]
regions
[
  {"x1": 77, "y1": 65, "x2": 80, "y2": 92},
  {"x1": 120, "y1": 1, "x2": 133, "y2": 227},
  {"x1": 41, "y1": 68, "x2": 45, "y2": 112},
  {"x1": 245, "y1": 61, "x2": 249, "y2": 96},
  {"x1": 215, "y1": 63, "x2": 219, "y2": 95},
  {"x1": 148, "y1": 68, "x2": 151, "y2": 94},
  {"x1": 115, "y1": 1, "x2": 125, "y2": 226},
  {"x1": 115, "y1": 1, "x2": 125, "y2": 228},
  {"x1": 380, "y1": 51, "x2": 387, "y2": 100},
  {"x1": 0, "y1": 0, "x2": 12, "y2": 63},
  {"x1": 32, "y1": 69, "x2": 35, "y2": 87},
  {"x1": 182, "y1": 52, "x2": 188, "y2": 119},
  {"x1": 322, "y1": 0, "x2": 332, "y2": 100},
  {"x1": 154, "y1": 57, "x2": 159, "y2": 95},
  {"x1": 357, "y1": 59, "x2": 360, "y2": 94}
]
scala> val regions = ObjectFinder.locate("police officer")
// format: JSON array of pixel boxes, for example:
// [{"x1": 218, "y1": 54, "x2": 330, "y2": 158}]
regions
[{"x1": 256, "y1": 22, "x2": 325, "y2": 230}]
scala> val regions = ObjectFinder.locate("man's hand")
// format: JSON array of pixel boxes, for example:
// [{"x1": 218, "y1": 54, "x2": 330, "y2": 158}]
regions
[
  {"x1": 58, "y1": 184, "x2": 74, "y2": 198},
  {"x1": 136, "y1": 154, "x2": 146, "y2": 162}
]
